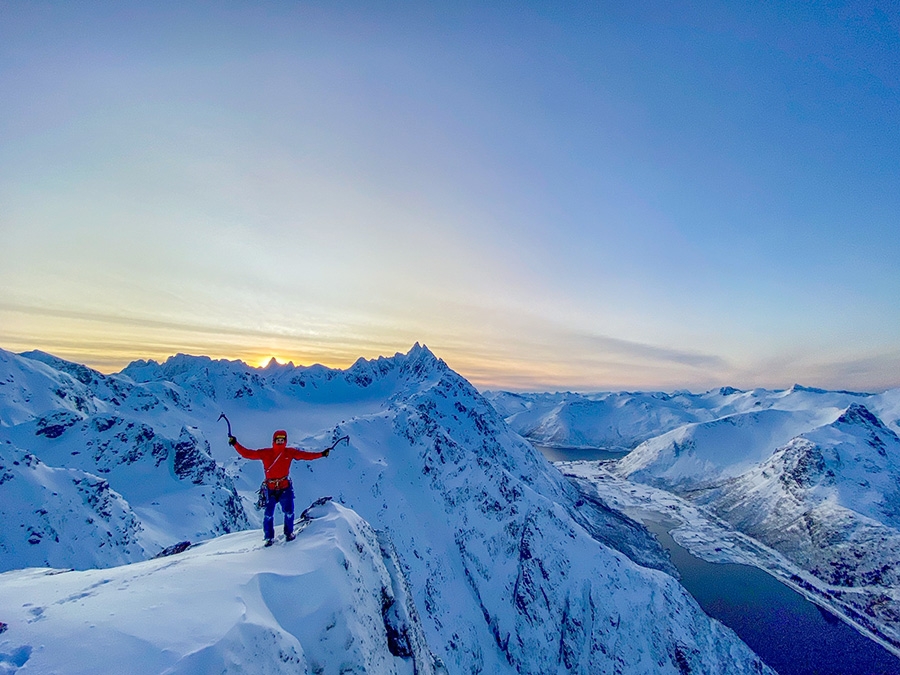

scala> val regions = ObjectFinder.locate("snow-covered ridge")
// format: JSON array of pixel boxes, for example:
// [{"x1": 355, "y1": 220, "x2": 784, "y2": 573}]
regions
[
  {"x1": 0, "y1": 499, "x2": 444, "y2": 675},
  {"x1": 0, "y1": 344, "x2": 774, "y2": 674}
]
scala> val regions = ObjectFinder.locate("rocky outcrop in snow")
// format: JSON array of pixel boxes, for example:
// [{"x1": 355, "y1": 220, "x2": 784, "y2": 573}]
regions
[{"x1": 0, "y1": 441, "x2": 146, "y2": 570}]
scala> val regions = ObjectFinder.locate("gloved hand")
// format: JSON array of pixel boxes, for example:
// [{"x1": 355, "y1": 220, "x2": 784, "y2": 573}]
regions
[
  {"x1": 322, "y1": 448, "x2": 330, "y2": 457},
  {"x1": 228, "y1": 436, "x2": 237, "y2": 446}
]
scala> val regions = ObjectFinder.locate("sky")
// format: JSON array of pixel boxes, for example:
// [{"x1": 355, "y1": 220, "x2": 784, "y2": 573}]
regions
[{"x1": 2, "y1": 1, "x2": 899, "y2": 392}]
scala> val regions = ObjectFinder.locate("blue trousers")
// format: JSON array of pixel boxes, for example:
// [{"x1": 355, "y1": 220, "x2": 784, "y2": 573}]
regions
[{"x1": 263, "y1": 486, "x2": 295, "y2": 540}]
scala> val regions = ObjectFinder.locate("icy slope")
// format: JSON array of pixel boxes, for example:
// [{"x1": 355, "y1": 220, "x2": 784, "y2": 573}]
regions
[
  {"x1": 0, "y1": 345, "x2": 775, "y2": 674},
  {"x1": 0, "y1": 499, "x2": 442, "y2": 675}
]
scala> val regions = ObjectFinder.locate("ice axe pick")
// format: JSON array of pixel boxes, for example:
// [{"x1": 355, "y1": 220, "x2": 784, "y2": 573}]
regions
[{"x1": 217, "y1": 413, "x2": 232, "y2": 437}]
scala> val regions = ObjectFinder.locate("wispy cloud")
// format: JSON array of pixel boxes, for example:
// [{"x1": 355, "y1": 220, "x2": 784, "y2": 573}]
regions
[{"x1": 568, "y1": 332, "x2": 728, "y2": 371}]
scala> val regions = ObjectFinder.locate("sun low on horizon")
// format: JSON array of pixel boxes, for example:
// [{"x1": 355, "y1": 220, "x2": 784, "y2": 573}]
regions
[
  {"x1": 2, "y1": 2, "x2": 899, "y2": 394},
  {"x1": 256, "y1": 356, "x2": 293, "y2": 369}
]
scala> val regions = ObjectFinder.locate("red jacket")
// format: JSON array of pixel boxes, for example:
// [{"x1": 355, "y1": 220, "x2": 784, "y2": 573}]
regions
[{"x1": 232, "y1": 432, "x2": 325, "y2": 480}]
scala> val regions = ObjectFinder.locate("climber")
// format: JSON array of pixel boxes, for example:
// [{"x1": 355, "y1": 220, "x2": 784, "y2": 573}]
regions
[{"x1": 229, "y1": 429, "x2": 329, "y2": 546}]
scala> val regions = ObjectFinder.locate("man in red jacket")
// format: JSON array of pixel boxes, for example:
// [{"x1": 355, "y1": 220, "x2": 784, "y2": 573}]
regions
[{"x1": 229, "y1": 429, "x2": 329, "y2": 546}]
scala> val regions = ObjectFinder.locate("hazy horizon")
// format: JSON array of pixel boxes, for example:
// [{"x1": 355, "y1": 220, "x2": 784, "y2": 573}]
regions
[{"x1": 6, "y1": 342, "x2": 898, "y2": 396}]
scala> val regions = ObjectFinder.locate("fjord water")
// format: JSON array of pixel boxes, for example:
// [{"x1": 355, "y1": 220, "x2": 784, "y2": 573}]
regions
[
  {"x1": 643, "y1": 520, "x2": 900, "y2": 675},
  {"x1": 532, "y1": 444, "x2": 630, "y2": 462}
]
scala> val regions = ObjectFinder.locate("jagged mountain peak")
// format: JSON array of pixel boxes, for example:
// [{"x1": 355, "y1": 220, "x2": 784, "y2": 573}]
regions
[
  {"x1": 340, "y1": 344, "x2": 449, "y2": 392},
  {"x1": 818, "y1": 403, "x2": 900, "y2": 461},
  {"x1": 120, "y1": 344, "x2": 444, "y2": 391},
  {"x1": 350, "y1": 342, "x2": 441, "y2": 369},
  {"x1": 835, "y1": 402, "x2": 890, "y2": 431}
]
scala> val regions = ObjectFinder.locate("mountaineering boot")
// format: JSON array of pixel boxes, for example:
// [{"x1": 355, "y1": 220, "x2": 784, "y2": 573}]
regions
[
  {"x1": 264, "y1": 538, "x2": 274, "y2": 547},
  {"x1": 285, "y1": 532, "x2": 296, "y2": 542}
]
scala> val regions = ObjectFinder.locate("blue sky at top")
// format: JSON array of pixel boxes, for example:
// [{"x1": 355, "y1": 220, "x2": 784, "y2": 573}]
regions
[{"x1": 1, "y1": 1, "x2": 898, "y2": 390}]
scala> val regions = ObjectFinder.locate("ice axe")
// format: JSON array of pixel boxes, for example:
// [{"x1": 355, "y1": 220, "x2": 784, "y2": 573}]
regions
[
  {"x1": 217, "y1": 413, "x2": 233, "y2": 438},
  {"x1": 323, "y1": 435, "x2": 350, "y2": 454}
]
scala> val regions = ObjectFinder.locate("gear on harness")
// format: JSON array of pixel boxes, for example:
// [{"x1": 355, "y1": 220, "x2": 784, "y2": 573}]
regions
[{"x1": 255, "y1": 481, "x2": 267, "y2": 510}]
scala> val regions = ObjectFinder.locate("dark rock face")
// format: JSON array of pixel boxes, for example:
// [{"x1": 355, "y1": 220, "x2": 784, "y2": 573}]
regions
[
  {"x1": 35, "y1": 411, "x2": 82, "y2": 439},
  {"x1": 173, "y1": 429, "x2": 218, "y2": 484},
  {"x1": 87, "y1": 418, "x2": 170, "y2": 472},
  {"x1": 154, "y1": 541, "x2": 192, "y2": 558}
]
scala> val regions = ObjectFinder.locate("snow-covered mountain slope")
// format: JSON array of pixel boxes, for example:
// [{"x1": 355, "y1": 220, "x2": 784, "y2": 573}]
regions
[
  {"x1": 0, "y1": 441, "x2": 145, "y2": 570},
  {"x1": 615, "y1": 407, "x2": 841, "y2": 490},
  {"x1": 486, "y1": 385, "x2": 899, "y2": 452},
  {"x1": 688, "y1": 403, "x2": 900, "y2": 646},
  {"x1": 0, "y1": 344, "x2": 774, "y2": 674},
  {"x1": 0, "y1": 499, "x2": 444, "y2": 675},
  {"x1": 0, "y1": 350, "x2": 248, "y2": 570}
]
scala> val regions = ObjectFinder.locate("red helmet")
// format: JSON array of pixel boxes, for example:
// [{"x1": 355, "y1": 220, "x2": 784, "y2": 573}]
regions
[{"x1": 273, "y1": 430, "x2": 287, "y2": 445}]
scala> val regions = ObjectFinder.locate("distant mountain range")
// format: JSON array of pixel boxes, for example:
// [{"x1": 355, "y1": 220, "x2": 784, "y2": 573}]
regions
[
  {"x1": 0, "y1": 345, "x2": 771, "y2": 674},
  {"x1": 485, "y1": 386, "x2": 900, "y2": 454}
]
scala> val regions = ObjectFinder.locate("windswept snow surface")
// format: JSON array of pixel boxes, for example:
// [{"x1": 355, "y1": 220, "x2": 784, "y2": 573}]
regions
[
  {"x1": 0, "y1": 500, "x2": 442, "y2": 675},
  {"x1": 0, "y1": 345, "x2": 774, "y2": 674}
]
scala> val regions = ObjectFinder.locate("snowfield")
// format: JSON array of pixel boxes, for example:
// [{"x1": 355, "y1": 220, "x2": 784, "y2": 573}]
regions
[{"x1": 0, "y1": 345, "x2": 773, "y2": 674}]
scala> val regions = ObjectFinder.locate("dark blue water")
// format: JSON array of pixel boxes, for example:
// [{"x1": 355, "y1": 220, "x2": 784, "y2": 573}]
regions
[
  {"x1": 644, "y1": 520, "x2": 900, "y2": 675},
  {"x1": 533, "y1": 444, "x2": 629, "y2": 462}
]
